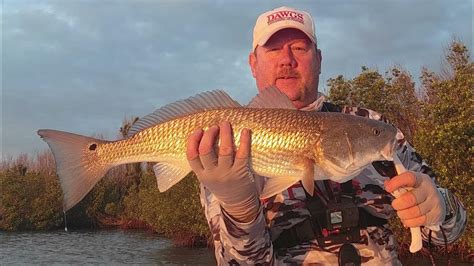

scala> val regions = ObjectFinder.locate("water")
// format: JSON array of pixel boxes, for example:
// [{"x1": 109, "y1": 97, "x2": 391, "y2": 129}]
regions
[
  {"x1": 0, "y1": 230, "x2": 216, "y2": 265},
  {"x1": 1, "y1": 230, "x2": 469, "y2": 265}
]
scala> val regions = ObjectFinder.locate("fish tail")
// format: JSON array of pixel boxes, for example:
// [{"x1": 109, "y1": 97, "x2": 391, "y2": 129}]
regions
[{"x1": 37, "y1": 129, "x2": 112, "y2": 211}]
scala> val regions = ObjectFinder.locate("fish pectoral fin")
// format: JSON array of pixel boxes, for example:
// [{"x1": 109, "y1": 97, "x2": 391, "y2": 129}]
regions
[
  {"x1": 153, "y1": 162, "x2": 191, "y2": 192},
  {"x1": 301, "y1": 158, "x2": 315, "y2": 196},
  {"x1": 313, "y1": 164, "x2": 328, "y2": 180},
  {"x1": 259, "y1": 175, "x2": 300, "y2": 200},
  {"x1": 314, "y1": 160, "x2": 364, "y2": 183}
]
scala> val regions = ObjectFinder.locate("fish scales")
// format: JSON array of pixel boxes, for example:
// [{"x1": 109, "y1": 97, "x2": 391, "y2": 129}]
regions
[{"x1": 98, "y1": 108, "x2": 320, "y2": 177}]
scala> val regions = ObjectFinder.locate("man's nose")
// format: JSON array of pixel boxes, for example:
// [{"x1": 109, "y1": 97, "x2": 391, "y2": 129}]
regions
[{"x1": 279, "y1": 46, "x2": 297, "y2": 67}]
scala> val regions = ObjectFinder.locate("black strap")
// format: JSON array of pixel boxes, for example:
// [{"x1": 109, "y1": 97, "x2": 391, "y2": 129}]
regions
[
  {"x1": 273, "y1": 208, "x2": 388, "y2": 249},
  {"x1": 273, "y1": 219, "x2": 315, "y2": 249},
  {"x1": 358, "y1": 208, "x2": 388, "y2": 228},
  {"x1": 321, "y1": 102, "x2": 343, "y2": 113},
  {"x1": 341, "y1": 180, "x2": 354, "y2": 194}
]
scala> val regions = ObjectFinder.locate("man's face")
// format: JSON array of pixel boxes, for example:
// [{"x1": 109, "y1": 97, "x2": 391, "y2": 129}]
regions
[{"x1": 249, "y1": 28, "x2": 322, "y2": 109}]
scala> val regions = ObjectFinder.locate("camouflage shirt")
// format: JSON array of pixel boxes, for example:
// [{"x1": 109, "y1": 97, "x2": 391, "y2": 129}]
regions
[{"x1": 200, "y1": 102, "x2": 467, "y2": 265}]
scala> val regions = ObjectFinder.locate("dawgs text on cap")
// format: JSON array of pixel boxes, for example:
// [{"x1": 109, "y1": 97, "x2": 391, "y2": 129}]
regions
[{"x1": 252, "y1": 6, "x2": 317, "y2": 51}]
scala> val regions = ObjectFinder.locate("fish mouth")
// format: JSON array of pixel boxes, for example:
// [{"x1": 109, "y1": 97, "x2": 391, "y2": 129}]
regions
[{"x1": 381, "y1": 139, "x2": 398, "y2": 160}]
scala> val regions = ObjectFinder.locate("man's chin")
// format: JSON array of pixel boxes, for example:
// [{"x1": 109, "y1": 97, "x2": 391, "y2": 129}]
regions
[{"x1": 274, "y1": 87, "x2": 300, "y2": 101}]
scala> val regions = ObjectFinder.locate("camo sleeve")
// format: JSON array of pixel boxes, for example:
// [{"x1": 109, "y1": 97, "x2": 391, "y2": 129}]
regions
[
  {"x1": 344, "y1": 106, "x2": 467, "y2": 245},
  {"x1": 200, "y1": 185, "x2": 274, "y2": 265}
]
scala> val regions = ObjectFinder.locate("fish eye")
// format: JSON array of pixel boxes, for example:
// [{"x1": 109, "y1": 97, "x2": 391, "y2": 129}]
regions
[
  {"x1": 89, "y1": 143, "x2": 97, "y2": 151},
  {"x1": 372, "y1": 128, "x2": 381, "y2": 136}
]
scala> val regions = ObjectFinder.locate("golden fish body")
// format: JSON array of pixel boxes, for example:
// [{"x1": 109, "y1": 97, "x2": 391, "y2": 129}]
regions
[
  {"x1": 104, "y1": 108, "x2": 316, "y2": 178},
  {"x1": 38, "y1": 89, "x2": 397, "y2": 211}
]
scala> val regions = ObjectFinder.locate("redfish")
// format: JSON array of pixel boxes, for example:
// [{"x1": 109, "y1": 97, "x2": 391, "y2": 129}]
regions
[{"x1": 38, "y1": 88, "x2": 398, "y2": 211}]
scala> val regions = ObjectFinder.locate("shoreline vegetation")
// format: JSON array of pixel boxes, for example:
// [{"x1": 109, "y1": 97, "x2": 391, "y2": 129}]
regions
[{"x1": 1, "y1": 41, "x2": 472, "y2": 262}]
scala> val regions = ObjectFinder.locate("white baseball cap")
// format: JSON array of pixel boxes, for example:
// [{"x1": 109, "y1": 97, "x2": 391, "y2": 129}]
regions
[{"x1": 252, "y1": 6, "x2": 317, "y2": 51}]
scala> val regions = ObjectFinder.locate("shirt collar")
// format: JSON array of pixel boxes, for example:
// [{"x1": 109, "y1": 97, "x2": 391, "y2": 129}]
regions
[{"x1": 298, "y1": 92, "x2": 326, "y2": 112}]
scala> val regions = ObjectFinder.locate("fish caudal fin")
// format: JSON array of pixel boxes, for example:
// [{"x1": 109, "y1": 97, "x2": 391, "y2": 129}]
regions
[{"x1": 37, "y1": 129, "x2": 112, "y2": 211}]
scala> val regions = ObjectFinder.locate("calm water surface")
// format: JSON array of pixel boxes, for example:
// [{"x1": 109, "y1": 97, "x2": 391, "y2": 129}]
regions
[
  {"x1": 1, "y1": 230, "x2": 469, "y2": 265},
  {"x1": 0, "y1": 230, "x2": 216, "y2": 265}
]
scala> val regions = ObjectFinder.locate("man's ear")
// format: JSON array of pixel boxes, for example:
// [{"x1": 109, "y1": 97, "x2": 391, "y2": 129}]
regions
[{"x1": 248, "y1": 52, "x2": 257, "y2": 78}]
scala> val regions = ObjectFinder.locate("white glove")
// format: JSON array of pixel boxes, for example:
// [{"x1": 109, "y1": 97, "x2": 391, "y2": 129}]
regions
[
  {"x1": 385, "y1": 171, "x2": 446, "y2": 228},
  {"x1": 186, "y1": 122, "x2": 260, "y2": 223}
]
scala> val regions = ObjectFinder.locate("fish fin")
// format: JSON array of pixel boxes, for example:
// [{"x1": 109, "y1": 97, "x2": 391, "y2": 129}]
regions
[
  {"x1": 153, "y1": 162, "x2": 191, "y2": 191},
  {"x1": 259, "y1": 176, "x2": 300, "y2": 199},
  {"x1": 259, "y1": 157, "x2": 315, "y2": 199},
  {"x1": 301, "y1": 158, "x2": 315, "y2": 196},
  {"x1": 313, "y1": 162, "x2": 363, "y2": 183},
  {"x1": 128, "y1": 90, "x2": 241, "y2": 137},
  {"x1": 37, "y1": 129, "x2": 112, "y2": 211},
  {"x1": 247, "y1": 86, "x2": 296, "y2": 109},
  {"x1": 313, "y1": 165, "x2": 329, "y2": 180}
]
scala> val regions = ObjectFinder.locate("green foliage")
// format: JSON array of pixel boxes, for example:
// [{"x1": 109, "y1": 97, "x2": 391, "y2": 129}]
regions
[
  {"x1": 123, "y1": 172, "x2": 209, "y2": 245},
  {"x1": 414, "y1": 40, "x2": 473, "y2": 252},
  {"x1": 0, "y1": 172, "x2": 63, "y2": 230},
  {"x1": 0, "y1": 161, "x2": 136, "y2": 230},
  {"x1": 63, "y1": 170, "x2": 137, "y2": 228},
  {"x1": 105, "y1": 202, "x2": 121, "y2": 216},
  {"x1": 327, "y1": 66, "x2": 420, "y2": 141}
]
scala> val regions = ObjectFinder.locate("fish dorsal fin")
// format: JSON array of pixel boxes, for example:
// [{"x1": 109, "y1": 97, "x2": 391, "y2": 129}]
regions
[
  {"x1": 128, "y1": 90, "x2": 241, "y2": 137},
  {"x1": 247, "y1": 86, "x2": 296, "y2": 109}
]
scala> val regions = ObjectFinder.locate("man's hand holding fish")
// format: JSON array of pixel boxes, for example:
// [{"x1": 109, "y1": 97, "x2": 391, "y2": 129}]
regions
[
  {"x1": 386, "y1": 171, "x2": 446, "y2": 228},
  {"x1": 187, "y1": 122, "x2": 260, "y2": 223}
]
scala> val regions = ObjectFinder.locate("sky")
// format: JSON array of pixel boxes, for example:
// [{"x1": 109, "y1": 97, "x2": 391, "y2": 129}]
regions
[{"x1": 1, "y1": 0, "x2": 473, "y2": 160}]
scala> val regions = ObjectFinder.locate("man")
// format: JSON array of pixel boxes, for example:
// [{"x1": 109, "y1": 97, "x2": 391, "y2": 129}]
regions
[{"x1": 186, "y1": 6, "x2": 466, "y2": 265}]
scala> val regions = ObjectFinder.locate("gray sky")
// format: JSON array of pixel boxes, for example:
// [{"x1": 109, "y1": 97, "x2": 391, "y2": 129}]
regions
[{"x1": 1, "y1": 0, "x2": 472, "y2": 159}]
